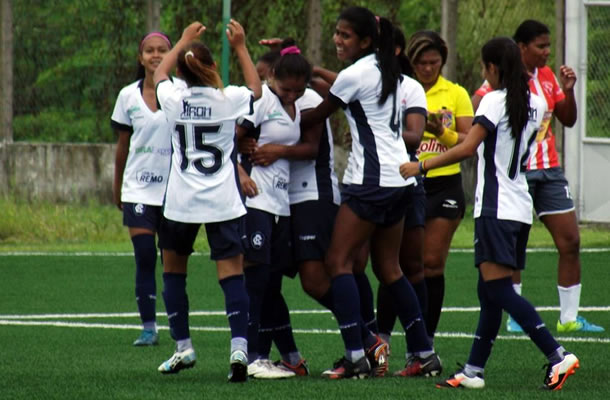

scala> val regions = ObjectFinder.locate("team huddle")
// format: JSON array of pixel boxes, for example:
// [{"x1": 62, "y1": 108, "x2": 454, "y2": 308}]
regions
[{"x1": 110, "y1": 5, "x2": 602, "y2": 390}]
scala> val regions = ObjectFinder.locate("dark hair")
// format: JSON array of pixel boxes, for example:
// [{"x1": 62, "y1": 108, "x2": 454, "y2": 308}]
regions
[
  {"x1": 513, "y1": 19, "x2": 550, "y2": 45},
  {"x1": 136, "y1": 31, "x2": 172, "y2": 80},
  {"x1": 393, "y1": 25, "x2": 414, "y2": 76},
  {"x1": 406, "y1": 30, "x2": 448, "y2": 69},
  {"x1": 271, "y1": 38, "x2": 312, "y2": 83},
  {"x1": 481, "y1": 37, "x2": 531, "y2": 137},
  {"x1": 338, "y1": 7, "x2": 400, "y2": 104},
  {"x1": 176, "y1": 41, "x2": 223, "y2": 88},
  {"x1": 258, "y1": 50, "x2": 281, "y2": 67}
]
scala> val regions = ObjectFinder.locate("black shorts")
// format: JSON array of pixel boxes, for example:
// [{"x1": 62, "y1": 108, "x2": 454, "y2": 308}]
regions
[
  {"x1": 526, "y1": 167, "x2": 575, "y2": 217},
  {"x1": 404, "y1": 179, "x2": 426, "y2": 230},
  {"x1": 290, "y1": 200, "x2": 338, "y2": 264},
  {"x1": 122, "y1": 203, "x2": 162, "y2": 230},
  {"x1": 474, "y1": 217, "x2": 530, "y2": 270},
  {"x1": 244, "y1": 208, "x2": 294, "y2": 275},
  {"x1": 424, "y1": 174, "x2": 466, "y2": 220},
  {"x1": 342, "y1": 184, "x2": 408, "y2": 227},
  {"x1": 158, "y1": 216, "x2": 246, "y2": 260}
]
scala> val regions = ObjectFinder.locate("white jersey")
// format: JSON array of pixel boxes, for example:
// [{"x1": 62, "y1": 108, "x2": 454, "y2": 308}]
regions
[
  {"x1": 111, "y1": 78, "x2": 186, "y2": 205},
  {"x1": 400, "y1": 74, "x2": 428, "y2": 161},
  {"x1": 473, "y1": 89, "x2": 547, "y2": 224},
  {"x1": 240, "y1": 84, "x2": 301, "y2": 216},
  {"x1": 329, "y1": 53, "x2": 413, "y2": 187},
  {"x1": 156, "y1": 79, "x2": 253, "y2": 224},
  {"x1": 290, "y1": 88, "x2": 340, "y2": 205}
]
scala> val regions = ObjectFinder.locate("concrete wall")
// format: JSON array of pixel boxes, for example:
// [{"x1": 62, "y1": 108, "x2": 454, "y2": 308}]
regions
[
  {"x1": 0, "y1": 142, "x2": 478, "y2": 206},
  {"x1": 0, "y1": 142, "x2": 115, "y2": 203}
]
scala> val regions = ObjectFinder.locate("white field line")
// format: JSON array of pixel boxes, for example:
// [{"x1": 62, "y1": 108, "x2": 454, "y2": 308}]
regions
[
  {"x1": 2, "y1": 306, "x2": 609, "y2": 320},
  {"x1": 0, "y1": 319, "x2": 608, "y2": 344},
  {"x1": 1, "y1": 248, "x2": 610, "y2": 256}
]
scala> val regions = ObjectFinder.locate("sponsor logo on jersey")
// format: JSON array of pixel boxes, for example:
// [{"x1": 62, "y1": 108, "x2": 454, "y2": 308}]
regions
[
  {"x1": 442, "y1": 199, "x2": 458, "y2": 209},
  {"x1": 299, "y1": 234, "x2": 316, "y2": 241},
  {"x1": 127, "y1": 106, "x2": 141, "y2": 119},
  {"x1": 273, "y1": 176, "x2": 288, "y2": 191},
  {"x1": 136, "y1": 170, "x2": 164, "y2": 184},
  {"x1": 528, "y1": 106, "x2": 538, "y2": 121},
  {"x1": 134, "y1": 203, "x2": 146, "y2": 215},
  {"x1": 136, "y1": 146, "x2": 154, "y2": 154},
  {"x1": 267, "y1": 111, "x2": 283, "y2": 120},
  {"x1": 181, "y1": 100, "x2": 212, "y2": 119},
  {"x1": 156, "y1": 147, "x2": 172, "y2": 156},
  {"x1": 417, "y1": 138, "x2": 448, "y2": 155},
  {"x1": 251, "y1": 232, "x2": 265, "y2": 249}
]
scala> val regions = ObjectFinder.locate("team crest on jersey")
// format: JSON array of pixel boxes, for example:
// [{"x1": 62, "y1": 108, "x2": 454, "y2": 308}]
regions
[
  {"x1": 136, "y1": 170, "x2": 164, "y2": 184},
  {"x1": 134, "y1": 203, "x2": 146, "y2": 215},
  {"x1": 250, "y1": 232, "x2": 265, "y2": 249}
]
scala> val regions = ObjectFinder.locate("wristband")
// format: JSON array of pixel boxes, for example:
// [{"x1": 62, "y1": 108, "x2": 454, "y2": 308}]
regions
[
  {"x1": 437, "y1": 127, "x2": 459, "y2": 147},
  {"x1": 418, "y1": 160, "x2": 427, "y2": 175}
]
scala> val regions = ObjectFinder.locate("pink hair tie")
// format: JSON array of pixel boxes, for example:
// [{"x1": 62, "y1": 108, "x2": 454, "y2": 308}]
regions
[
  {"x1": 280, "y1": 45, "x2": 301, "y2": 56},
  {"x1": 139, "y1": 32, "x2": 172, "y2": 52}
]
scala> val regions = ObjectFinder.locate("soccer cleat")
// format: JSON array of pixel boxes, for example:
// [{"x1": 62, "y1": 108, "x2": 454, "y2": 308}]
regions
[
  {"x1": 365, "y1": 336, "x2": 389, "y2": 377},
  {"x1": 274, "y1": 359, "x2": 310, "y2": 376},
  {"x1": 542, "y1": 352, "x2": 579, "y2": 390},
  {"x1": 228, "y1": 350, "x2": 248, "y2": 383},
  {"x1": 133, "y1": 329, "x2": 159, "y2": 346},
  {"x1": 158, "y1": 347, "x2": 196, "y2": 374},
  {"x1": 394, "y1": 353, "x2": 442, "y2": 377},
  {"x1": 557, "y1": 316, "x2": 605, "y2": 333},
  {"x1": 506, "y1": 316, "x2": 524, "y2": 333},
  {"x1": 321, "y1": 356, "x2": 371, "y2": 380},
  {"x1": 247, "y1": 359, "x2": 296, "y2": 379},
  {"x1": 436, "y1": 368, "x2": 485, "y2": 389}
]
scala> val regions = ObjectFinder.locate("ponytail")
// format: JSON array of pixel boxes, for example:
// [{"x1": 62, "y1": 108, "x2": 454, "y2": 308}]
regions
[
  {"x1": 337, "y1": 7, "x2": 399, "y2": 104},
  {"x1": 481, "y1": 37, "x2": 530, "y2": 137},
  {"x1": 376, "y1": 17, "x2": 401, "y2": 104},
  {"x1": 272, "y1": 38, "x2": 312, "y2": 83},
  {"x1": 177, "y1": 42, "x2": 223, "y2": 89}
]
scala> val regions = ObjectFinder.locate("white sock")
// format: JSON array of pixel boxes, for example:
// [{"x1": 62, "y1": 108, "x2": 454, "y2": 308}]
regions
[
  {"x1": 176, "y1": 338, "x2": 193, "y2": 352},
  {"x1": 512, "y1": 283, "x2": 522, "y2": 296},
  {"x1": 558, "y1": 283, "x2": 581, "y2": 324}
]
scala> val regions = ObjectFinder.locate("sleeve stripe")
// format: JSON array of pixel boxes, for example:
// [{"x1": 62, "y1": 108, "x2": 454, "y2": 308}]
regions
[{"x1": 110, "y1": 120, "x2": 133, "y2": 133}]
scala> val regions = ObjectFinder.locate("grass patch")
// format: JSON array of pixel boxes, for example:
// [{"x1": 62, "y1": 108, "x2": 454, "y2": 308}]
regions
[{"x1": 1, "y1": 195, "x2": 609, "y2": 253}]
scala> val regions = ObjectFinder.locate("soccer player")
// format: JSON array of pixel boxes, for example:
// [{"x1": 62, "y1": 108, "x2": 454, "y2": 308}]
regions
[
  {"x1": 236, "y1": 40, "x2": 314, "y2": 380},
  {"x1": 471, "y1": 20, "x2": 603, "y2": 334},
  {"x1": 301, "y1": 6, "x2": 440, "y2": 379},
  {"x1": 401, "y1": 36, "x2": 579, "y2": 391},
  {"x1": 375, "y1": 25, "x2": 430, "y2": 375},
  {"x1": 111, "y1": 31, "x2": 185, "y2": 347},
  {"x1": 153, "y1": 20, "x2": 262, "y2": 382}
]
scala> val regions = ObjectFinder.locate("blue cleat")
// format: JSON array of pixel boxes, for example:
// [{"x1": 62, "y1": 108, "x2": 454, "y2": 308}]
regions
[
  {"x1": 506, "y1": 316, "x2": 523, "y2": 333},
  {"x1": 133, "y1": 329, "x2": 159, "y2": 346}
]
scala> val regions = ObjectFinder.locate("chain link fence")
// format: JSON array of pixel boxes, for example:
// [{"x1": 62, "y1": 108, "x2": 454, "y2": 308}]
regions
[{"x1": 585, "y1": 3, "x2": 610, "y2": 138}]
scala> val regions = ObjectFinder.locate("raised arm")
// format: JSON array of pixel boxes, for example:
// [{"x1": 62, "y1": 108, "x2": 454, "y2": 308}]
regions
[
  {"x1": 553, "y1": 65, "x2": 577, "y2": 127},
  {"x1": 154, "y1": 22, "x2": 206, "y2": 86},
  {"x1": 226, "y1": 19, "x2": 262, "y2": 100}
]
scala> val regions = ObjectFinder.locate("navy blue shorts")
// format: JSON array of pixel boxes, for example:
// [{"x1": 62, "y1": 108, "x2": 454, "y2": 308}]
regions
[
  {"x1": 290, "y1": 200, "x2": 338, "y2": 264},
  {"x1": 341, "y1": 184, "x2": 408, "y2": 227},
  {"x1": 424, "y1": 174, "x2": 466, "y2": 220},
  {"x1": 526, "y1": 167, "x2": 575, "y2": 217},
  {"x1": 244, "y1": 208, "x2": 293, "y2": 275},
  {"x1": 158, "y1": 216, "x2": 246, "y2": 260},
  {"x1": 122, "y1": 203, "x2": 162, "y2": 230},
  {"x1": 474, "y1": 217, "x2": 530, "y2": 270},
  {"x1": 404, "y1": 179, "x2": 426, "y2": 230}
]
